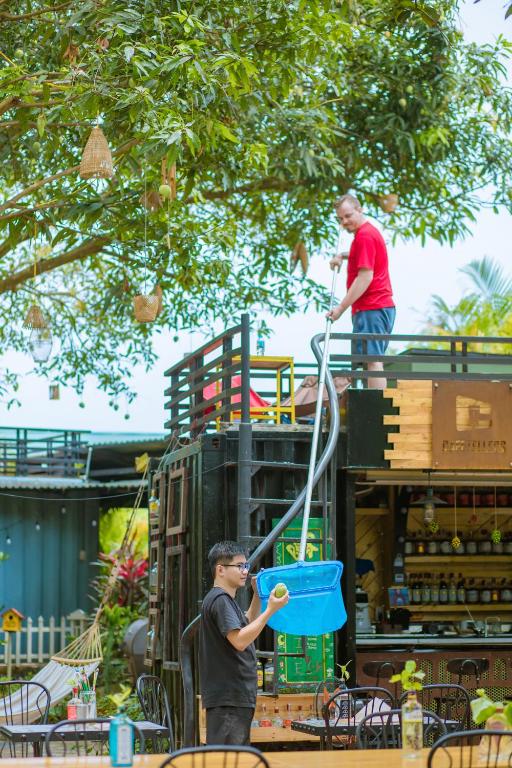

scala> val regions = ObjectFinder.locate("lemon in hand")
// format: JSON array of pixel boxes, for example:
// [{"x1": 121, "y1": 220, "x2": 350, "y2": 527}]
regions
[{"x1": 274, "y1": 583, "x2": 288, "y2": 598}]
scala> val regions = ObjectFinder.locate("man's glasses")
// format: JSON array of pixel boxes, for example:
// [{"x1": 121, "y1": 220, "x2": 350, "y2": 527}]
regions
[{"x1": 221, "y1": 562, "x2": 250, "y2": 572}]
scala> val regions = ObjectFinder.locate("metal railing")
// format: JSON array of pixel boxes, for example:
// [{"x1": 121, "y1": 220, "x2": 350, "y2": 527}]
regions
[
  {"x1": 0, "y1": 428, "x2": 89, "y2": 477},
  {"x1": 328, "y1": 332, "x2": 512, "y2": 383}
]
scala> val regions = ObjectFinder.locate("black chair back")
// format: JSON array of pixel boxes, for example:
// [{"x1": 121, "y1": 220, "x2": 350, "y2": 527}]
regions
[
  {"x1": 399, "y1": 684, "x2": 471, "y2": 730},
  {"x1": 427, "y1": 728, "x2": 512, "y2": 768},
  {"x1": 45, "y1": 718, "x2": 145, "y2": 757},
  {"x1": 356, "y1": 707, "x2": 447, "y2": 749},
  {"x1": 0, "y1": 680, "x2": 51, "y2": 757},
  {"x1": 322, "y1": 685, "x2": 395, "y2": 749},
  {"x1": 136, "y1": 673, "x2": 175, "y2": 753},
  {"x1": 313, "y1": 676, "x2": 343, "y2": 718},
  {"x1": 160, "y1": 745, "x2": 271, "y2": 768},
  {"x1": 446, "y1": 658, "x2": 490, "y2": 688}
]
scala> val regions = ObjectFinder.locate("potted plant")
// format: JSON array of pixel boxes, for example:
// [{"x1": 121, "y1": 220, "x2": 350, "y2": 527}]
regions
[
  {"x1": 390, "y1": 660, "x2": 425, "y2": 758},
  {"x1": 471, "y1": 690, "x2": 512, "y2": 761}
]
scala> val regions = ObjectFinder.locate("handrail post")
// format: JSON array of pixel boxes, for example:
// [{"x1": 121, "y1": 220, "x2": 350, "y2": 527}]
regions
[{"x1": 238, "y1": 313, "x2": 252, "y2": 607}]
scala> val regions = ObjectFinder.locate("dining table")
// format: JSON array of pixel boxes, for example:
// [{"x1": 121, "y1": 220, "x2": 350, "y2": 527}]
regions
[
  {"x1": 0, "y1": 720, "x2": 169, "y2": 757},
  {"x1": 0, "y1": 748, "x2": 459, "y2": 767}
]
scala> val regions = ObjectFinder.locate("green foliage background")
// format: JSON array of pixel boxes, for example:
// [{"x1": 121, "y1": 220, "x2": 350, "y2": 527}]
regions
[{"x1": 1, "y1": 0, "x2": 512, "y2": 401}]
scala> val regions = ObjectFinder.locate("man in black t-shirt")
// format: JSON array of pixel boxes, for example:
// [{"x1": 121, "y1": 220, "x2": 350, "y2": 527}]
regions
[{"x1": 199, "y1": 540, "x2": 288, "y2": 745}]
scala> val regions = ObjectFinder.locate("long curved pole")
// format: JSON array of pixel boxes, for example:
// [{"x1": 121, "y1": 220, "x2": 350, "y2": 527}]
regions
[{"x1": 180, "y1": 236, "x2": 345, "y2": 745}]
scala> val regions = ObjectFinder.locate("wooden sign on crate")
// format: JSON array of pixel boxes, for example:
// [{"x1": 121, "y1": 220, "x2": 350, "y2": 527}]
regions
[{"x1": 383, "y1": 380, "x2": 512, "y2": 471}]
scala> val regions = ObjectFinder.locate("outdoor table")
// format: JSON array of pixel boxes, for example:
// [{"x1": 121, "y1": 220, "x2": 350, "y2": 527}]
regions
[
  {"x1": 0, "y1": 748, "x2": 461, "y2": 768},
  {"x1": 291, "y1": 716, "x2": 459, "y2": 750},
  {"x1": 0, "y1": 720, "x2": 169, "y2": 757}
]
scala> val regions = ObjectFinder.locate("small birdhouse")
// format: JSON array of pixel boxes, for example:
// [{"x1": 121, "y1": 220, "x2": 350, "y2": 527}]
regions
[{"x1": 2, "y1": 608, "x2": 24, "y2": 632}]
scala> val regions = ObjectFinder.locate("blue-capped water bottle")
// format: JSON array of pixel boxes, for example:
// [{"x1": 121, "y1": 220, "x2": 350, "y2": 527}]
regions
[
  {"x1": 256, "y1": 332, "x2": 265, "y2": 356},
  {"x1": 109, "y1": 705, "x2": 134, "y2": 767}
]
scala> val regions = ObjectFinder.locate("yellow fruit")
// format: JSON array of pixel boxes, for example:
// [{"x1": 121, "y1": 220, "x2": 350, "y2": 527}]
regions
[
  {"x1": 399, "y1": 98, "x2": 407, "y2": 109},
  {"x1": 274, "y1": 583, "x2": 288, "y2": 598},
  {"x1": 159, "y1": 184, "x2": 172, "y2": 199}
]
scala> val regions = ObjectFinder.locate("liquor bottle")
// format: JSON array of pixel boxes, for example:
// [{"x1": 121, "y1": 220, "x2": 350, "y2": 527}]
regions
[
  {"x1": 421, "y1": 577, "x2": 431, "y2": 605},
  {"x1": 439, "y1": 574, "x2": 448, "y2": 604},
  {"x1": 491, "y1": 579, "x2": 500, "y2": 603},
  {"x1": 448, "y1": 573, "x2": 457, "y2": 604},
  {"x1": 412, "y1": 576, "x2": 422, "y2": 605},
  {"x1": 430, "y1": 576, "x2": 439, "y2": 604},
  {"x1": 283, "y1": 703, "x2": 293, "y2": 728},
  {"x1": 457, "y1": 574, "x2": 466, "y2": 604},
  {"x1": 295, "y1": 705, "x2": 304, "y2": 722},
  {"x1": 109, "y1": 705, "x2": 134, "y2": 767},
  {"x1": 402, "y1": 690, "x2": 423, "y2": 758},
  {"x1": 272, "y1": 707, "x2": 283, "y2": 727},
  {"x1": 259, "y1": 704, "x2": 272, "y2": 727},
  {"x1": 67, "y1": 687, "x2": 80, "y2": 720}
]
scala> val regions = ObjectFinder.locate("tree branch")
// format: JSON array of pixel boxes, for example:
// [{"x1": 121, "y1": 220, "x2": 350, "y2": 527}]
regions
[
  {"x1": 0, "y1": 237, "x2": 111, "y2": 293},
  {"x1": 0, "y1": 3, "x2": 71, "y2": 21},
  {"x1": 0, "y1": 95, "x2": 21, "y2": 117},
  {"x1": 0, "y1": 138, "x2": 138, "y2": 214}
]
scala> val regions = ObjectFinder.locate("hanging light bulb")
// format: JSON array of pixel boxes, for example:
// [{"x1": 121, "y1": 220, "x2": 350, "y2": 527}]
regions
[
  {"x1": 6, "y1": 534, "x2": 11, "y2": 546},
  {"x1": 35, "y1": 521, "x2": 41, "y2": 531},
  {"x1": 411, "y1": 486, "x2": 446, "y2": 526},
  {"x1": 61, "y1": 506, "x2": 67, "y2": 515},
  {"x1": 28, "y1": 327, "x2": 53, "y2": 363},
  {"x1": 91, "y1": 519, "x2": 97, "y2": 527}
]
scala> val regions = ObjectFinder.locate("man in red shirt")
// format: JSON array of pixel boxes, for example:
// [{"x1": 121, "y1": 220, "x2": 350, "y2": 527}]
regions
[{"x1": 327, "y1": 194, "x2": 395, "y2": 389}]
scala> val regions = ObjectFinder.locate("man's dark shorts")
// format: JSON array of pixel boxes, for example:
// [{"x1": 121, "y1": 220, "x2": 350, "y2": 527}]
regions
[
  {"x1": 206, "y1": 706, "x2": 254, "y2": 745},
  {"x1": 352, "y1": 307, "x2": 396, "y2": 357}
]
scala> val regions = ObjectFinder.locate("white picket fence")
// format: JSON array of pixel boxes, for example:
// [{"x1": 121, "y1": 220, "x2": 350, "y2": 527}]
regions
[{"x1": 0, "y1": 615, "x2": 88, "y2": 667}]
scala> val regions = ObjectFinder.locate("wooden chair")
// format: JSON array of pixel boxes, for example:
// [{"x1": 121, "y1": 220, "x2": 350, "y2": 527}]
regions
[
  {"x1": 427, "y1": 729, "x2": 512, "y2": 768},
  {"x1": 356, "y1": 708, "x2": 447, "y2": 749},
  {"x1": 399, "y1": 684, "x2": 471, "y2": 730},
  {"x1": 160, "y1": 745, "x2": 271, "y2": 768},
  {"x1": 45, "y1": 718, "x2": 145, "y2": 757},
  {"x1": 322, "y1": 685, "x2": 395, "y2": 750},
  {"x1": 0, "y1": 680, "x2": 50, "y2": 757},
  {"x1": 136, "y1": 673, "x2": 175, "y2": 753}
]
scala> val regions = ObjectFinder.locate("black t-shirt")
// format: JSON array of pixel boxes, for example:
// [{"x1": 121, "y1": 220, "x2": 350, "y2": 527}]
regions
[{"x1": 199, "y1": 586, "x2": 257, "y2": 709}]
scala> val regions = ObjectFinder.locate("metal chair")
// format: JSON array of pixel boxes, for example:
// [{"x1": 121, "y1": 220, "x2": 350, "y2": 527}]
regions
[
  {"x1": 356, "y1": 707, "x2": 447, "y2": 749},
  {"x1": 322, "y1": 685, "x2": 395, "y2": 750},
  {"x1": 427, "y1": 728, "x2": 512, "y2": 768},
  {"x1": 399, "y1": 684, "x2": 471, "y2": 730},
  {"x1": 45, "y1": 718, "x2": 145, "y2": 757},
  {"x1": 0, "y1": 680, "x2": 51, "y2": 757},
  {"x1": 362, "y1": 660, "x2": 406, "y2": 687},
  {"x1": 136, "y1": 673, "x2": 175, "y2": 753},
  {"x1": 446, "y1": 658, "x2": 489, "y2": 688},
  {"x1": 160, "y1": 745, "x2": 271, "y2": 768},
  {"x1": 313, "y1": 676, "x2": 343, "y2": 718}
]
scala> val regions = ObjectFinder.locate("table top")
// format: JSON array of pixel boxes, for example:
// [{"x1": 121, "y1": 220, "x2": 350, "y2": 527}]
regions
[
  {"x1": 0, "y1": 749, "x2": 433, "y2": 768},
  {"x1": 0, "y1": 721, "x2": 168, "y2": 741}
]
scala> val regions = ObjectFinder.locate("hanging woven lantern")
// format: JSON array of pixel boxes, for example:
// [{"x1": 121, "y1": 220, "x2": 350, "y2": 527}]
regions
[
  {"x1": 378, "y1": 193, "x2": 399, "y2": 214},
  {"x1": 133, "y1": 294, "x2": 159, "y2": 322},
  {"x1": 79, "y1": 126, "x2": 113, "y2": 180},
  {"x1": 23, "y1": 303, "x2": 48, "y2": 330},
  {"x1": 28, "y1": 327, "x2": 53, "y2": 363},
  {"x1": 154, "y1": 284, "x2": 163, "y2": 317}
]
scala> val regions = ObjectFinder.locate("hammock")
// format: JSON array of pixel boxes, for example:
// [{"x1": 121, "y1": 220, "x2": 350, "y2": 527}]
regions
[{"x1": 1, "y1": 470, "x2": 148, "y2": 723}]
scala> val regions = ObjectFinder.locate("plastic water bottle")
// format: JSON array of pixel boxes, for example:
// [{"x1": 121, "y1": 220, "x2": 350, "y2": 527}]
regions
[
  {"x1": 109, "y1": 705, "x2": 134, "y2": 767},
  {"x1": 256, "y1": 333, "x2": 265, "y2": 355},
  {"x1": 401, "y1": 691, "x2": 423, "y2": 758}
]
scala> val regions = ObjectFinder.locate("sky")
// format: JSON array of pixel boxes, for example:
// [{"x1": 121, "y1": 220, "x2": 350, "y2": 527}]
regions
[{"x1": 2, "y1": 0, "x2": 511, "y2": 435}]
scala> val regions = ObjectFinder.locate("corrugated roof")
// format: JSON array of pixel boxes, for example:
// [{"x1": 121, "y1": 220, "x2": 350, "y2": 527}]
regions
[
  {"x1": 0, "y1": 476, "x2": 143, "y2": 490},
  {"x1": 87, "y1": 432, "x2": 167, "y2": 447}
]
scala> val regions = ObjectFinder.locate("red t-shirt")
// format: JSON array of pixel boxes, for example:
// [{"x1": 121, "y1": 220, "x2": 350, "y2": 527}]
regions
[{"x1": 346, "y1": 221, "x2": 394, "y2": 314}]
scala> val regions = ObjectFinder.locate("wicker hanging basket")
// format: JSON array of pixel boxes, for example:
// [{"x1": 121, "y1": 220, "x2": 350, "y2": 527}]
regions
[
  {"x1": 378, "y1": 193, "x2": 399, "y2": 214},
  {"x1": 154, "y1": 284, "x2": 163, "y2": 317},
  {"x1": 79, "y1": 126, "x2": 113, "y2": 180},
  {"x1": 133, "y1": 294, "x2": 160, "y2": 323},
  {"x1": 23, "y1": 303, "x2": 48, "y2": 330}
]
